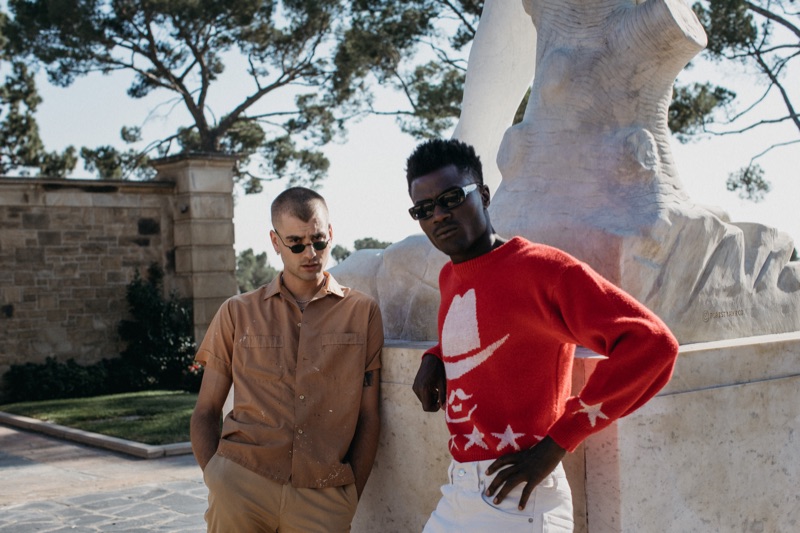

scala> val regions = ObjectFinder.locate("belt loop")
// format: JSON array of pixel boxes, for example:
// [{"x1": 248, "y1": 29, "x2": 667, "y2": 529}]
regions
[{"x1": 477, "y1": 458, "x2": 492, "y2": 493}]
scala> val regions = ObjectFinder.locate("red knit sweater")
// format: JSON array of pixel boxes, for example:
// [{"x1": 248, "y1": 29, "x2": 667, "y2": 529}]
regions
[{"x1": 426, "y1": 237, "x2": 679, "y2": 460}]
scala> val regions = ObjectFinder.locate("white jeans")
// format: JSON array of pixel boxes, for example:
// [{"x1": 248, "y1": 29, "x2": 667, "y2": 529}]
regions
[{"x1": 423, "y1": 458, "x2": 574, "y2": 533}]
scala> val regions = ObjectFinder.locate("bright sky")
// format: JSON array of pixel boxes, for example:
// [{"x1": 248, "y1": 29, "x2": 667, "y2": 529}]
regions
[{"x1": 24, "y1": 27, "x2": 799, "y2": 272}]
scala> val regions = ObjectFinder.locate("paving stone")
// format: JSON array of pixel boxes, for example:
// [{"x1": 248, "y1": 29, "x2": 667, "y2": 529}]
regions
[
  {"x1": 64, "y1": 513, "x2": 114, "y2": 528},
  {"x1": 0, "y1": 426, "x2": 207, "y2": 532}
]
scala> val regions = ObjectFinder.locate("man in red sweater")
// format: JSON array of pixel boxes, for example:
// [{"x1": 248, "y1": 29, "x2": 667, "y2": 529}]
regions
[{"x1": 407, "y1": 139, "x2": 679, "y2": 532}]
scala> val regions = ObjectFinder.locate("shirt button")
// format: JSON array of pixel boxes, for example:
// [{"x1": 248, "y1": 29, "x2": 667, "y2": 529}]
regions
[
  {"x1": 297, "y1": 323, "x2": 301, "y2": 327},
  {"x1": 297, "y1": 428, "x2": 304, "y2": 434},
  {"x1": 457, "y1": 468, "x2": 466, "y2": 477},
  {"x1": 299, "y1": 395, "x2": 305, "y2": 400}
]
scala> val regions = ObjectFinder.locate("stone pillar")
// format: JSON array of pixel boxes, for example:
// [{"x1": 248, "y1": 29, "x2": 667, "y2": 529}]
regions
[{"x1": 152, "y1": 154, "x2": 239, "y2": 342}]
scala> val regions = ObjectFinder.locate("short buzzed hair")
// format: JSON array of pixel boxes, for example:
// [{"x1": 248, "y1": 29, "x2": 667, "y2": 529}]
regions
[
  {"x1": 271, "y1": 187, "x2": 328, "y2": 226},
  {"x1": 405, "y1": 139, "x2": 483, "y2": 191}
]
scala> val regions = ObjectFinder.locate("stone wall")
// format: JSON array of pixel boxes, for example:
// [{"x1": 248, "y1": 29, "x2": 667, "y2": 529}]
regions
[{"x1": 0, "y1": 167, "x2": 237, "y2": 394}]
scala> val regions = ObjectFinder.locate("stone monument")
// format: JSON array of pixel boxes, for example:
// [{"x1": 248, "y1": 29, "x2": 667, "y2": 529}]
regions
[{"x1": 334, "y1": 0, "x2": 800, "y2": 345}]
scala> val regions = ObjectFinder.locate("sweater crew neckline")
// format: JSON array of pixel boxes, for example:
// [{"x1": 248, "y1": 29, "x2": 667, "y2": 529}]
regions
[{"x1": 450, "y1": 236, "x2": 524, "y2": 277}]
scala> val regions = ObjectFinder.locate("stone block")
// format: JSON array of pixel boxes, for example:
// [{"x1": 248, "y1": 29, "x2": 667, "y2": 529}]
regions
[
  {"x1": 38, "y1": 294, "x2": 57, "y2": 309},
  {"x1": 169, "y1": 275, "x2": 194, "y2": 299},
  {"x1": 153, "y1": 156, "x2": 237, "y2": 194},
  {"x1": 0, "y1": 190, "x2": 32, "y2": 206},
  {"x1": 15, "y1": 248, "x2": 44, "y2": 264},
  {"x1": 43, "y1": 191, "x2": 92, "y2": 207},
  {"x1": 37, "y1": 231, "x2": 62, "y2": 246},
  {"x1": 174, "y1": 194, "x2": 234, "y2": 220},
  {"x1": 90, "y1": 192, "x2": 143, "y2": 208},
  {"x1": 106, "y1": 271, "x2": 125, "y2": 283},
  {"x1": 0, "y1": 230, "x2": 30, "y2": 250},
  {"x1": 1, "y1": 287, "x2": 23, "y2": 304},
  {"x1": 175, "y1": 246, "x2": 235, "y2": 273},
  {"x1": 188, "y1": 272, "x2": 238, "y2": 299},
  {"x1": 46, "y1": 309, "x2": 68, "y2": 322},
  {"x1": 583, "y1": 332, "x2": 800, "y2": 532},
  {"x1": 192, "y1": 297, "x2": 228, "y2": 326},
  {"x1": 192, "y1": 295, "x2": 236, "y2": 342},
  {"x1": 22, "y1": 213, "x2": 48, "y2": 229},
  {"x1": 81, "y1": 242, "x2": 108, "y2": 254},
  {"x1": 173, "y1": 220, "x2": 235, "y2": 247},
  {"x1": 180, "y1": 173, "x2": 236, "y2": 194},
  {"x1": 62, "y1": 230, "x2": 88, "y2": 243},
  {"x1": 662, "y1": 331, "x2": 800, "y2": 394}
]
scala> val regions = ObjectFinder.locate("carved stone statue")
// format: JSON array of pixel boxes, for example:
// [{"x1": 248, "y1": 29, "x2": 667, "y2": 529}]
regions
[{"x1": 332, "y1": 0, "x2": 800, "y2": 344}]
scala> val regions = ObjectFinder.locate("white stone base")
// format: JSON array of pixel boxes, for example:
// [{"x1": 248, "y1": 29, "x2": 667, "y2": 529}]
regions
[{"x1": 354, "y1": 332, "x2": 800, "y2": 532}]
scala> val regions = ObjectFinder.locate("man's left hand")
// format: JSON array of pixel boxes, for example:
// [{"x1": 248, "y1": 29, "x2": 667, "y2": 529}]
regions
[{"x1": 484, "y1": 436, "x2": 567, "y2": 510}]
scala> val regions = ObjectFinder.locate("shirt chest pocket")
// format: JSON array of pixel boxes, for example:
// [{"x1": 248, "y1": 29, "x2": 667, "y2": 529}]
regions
[
  {"x1": 236, "y1": 335, "x2": 285, "y2": 381},
  {"x1": 317, "y1": 333, "x2": 365, "y2": 381}
]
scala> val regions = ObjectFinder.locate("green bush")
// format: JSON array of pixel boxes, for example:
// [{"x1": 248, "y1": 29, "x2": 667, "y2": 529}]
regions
[
  {"x1": 3, "y1": 357, "x2": 108, "y2": 402},
  {"x1": 117, "y1": 264, "x2": 199, "y2": 391},
  {"x1": 3, "y1": 263, "x2": 200, "y2": 403}
]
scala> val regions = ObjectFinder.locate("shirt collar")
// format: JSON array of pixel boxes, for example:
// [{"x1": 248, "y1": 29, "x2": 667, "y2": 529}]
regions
[{"x1": 263, "y1": 272, "x2": 345, "y2": 300}]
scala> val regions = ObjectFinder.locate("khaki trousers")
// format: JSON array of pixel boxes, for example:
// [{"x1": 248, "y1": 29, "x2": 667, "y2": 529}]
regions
[{"x1": 203, "y1": 454, "x2": 358, "y2": 533}]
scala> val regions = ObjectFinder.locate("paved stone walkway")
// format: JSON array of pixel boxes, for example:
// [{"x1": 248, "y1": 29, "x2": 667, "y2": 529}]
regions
[{"x1": 0, "y1": 425, "x2": 207, "y2": 532}]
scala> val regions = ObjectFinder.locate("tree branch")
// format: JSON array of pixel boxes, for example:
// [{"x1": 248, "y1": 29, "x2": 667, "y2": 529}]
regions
[
  {"x1": 748, "y1": 138, "x2": 800, "y2": 163},
  {"x1": 137, "y1": 10, "x2": 210, "y2": 139},
  {"x1": 752, "y1": 48, "x2": 800, "y2": 131},
  {"x1": 437, "y1": 0, "x2": 477, "y2": 36},
  {"x1": 706, "y1": 115, "x2": 794, "y2": 135},
  {"x1": 390, "y1": 68, "x2": 419, "y2": 114},
  {"x1": 745, "y1": 1, "x2": 800, "y2": 40},
  {"x1": 217, "y1": 24, "x2": 329, "y2": 135}
]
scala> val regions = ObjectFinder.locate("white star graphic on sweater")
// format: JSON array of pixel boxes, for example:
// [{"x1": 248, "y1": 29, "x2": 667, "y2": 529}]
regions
[
  {"x1": 491, "y1": 424, "x2": 525, "y2": 451},
  {"x1": 577, "y1": 399, "x2": 609, "y2": 427},
  {"x1": 463, "y1": 426, "x2": 489, "y2": 450}
]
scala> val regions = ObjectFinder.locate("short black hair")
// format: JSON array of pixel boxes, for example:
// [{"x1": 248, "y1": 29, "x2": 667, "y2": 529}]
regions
[
  {"x1": 405, "y1": 139, "x2": 483, "y2": 191},
  {"x1": 271, "y1": 187, "x2": 328, "y2": 226}
]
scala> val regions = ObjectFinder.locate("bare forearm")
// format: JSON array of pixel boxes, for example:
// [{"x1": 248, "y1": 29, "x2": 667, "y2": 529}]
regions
[
  {"x1": 190, "y1": 410, "x2": 222, "y2": 470},
  {"x1": 349, "y1": 412, "x2": 380, "y2": 498}
]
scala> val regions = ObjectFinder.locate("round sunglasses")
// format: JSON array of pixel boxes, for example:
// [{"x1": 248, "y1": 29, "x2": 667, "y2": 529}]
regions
[{"x1": 274, "y1": 230, "x2": 329, "y2": 254}]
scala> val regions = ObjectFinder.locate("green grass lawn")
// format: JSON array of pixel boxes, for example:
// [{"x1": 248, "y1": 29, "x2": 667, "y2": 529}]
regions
[{"x1": 0, "y1": 390, "x2": 197, "y2": 445}]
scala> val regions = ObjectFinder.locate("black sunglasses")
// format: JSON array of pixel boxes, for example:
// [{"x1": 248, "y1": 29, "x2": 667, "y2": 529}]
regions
[
  {"x1": 274, "y1": 230, "x2": 329, "y2": 254},
  {"x1": 408, "y1": 183, "x2": 479, "y2": 221}
]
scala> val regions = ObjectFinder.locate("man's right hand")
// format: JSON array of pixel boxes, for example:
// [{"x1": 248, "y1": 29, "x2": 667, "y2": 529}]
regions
[{"x1": 412, "y1": 353, "x2": 447, "y2": 412}]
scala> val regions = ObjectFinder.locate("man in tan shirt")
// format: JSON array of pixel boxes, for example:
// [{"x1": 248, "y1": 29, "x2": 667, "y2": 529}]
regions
[{"x1": 191, "y1": 187, "x2": 383, "y2": 532}]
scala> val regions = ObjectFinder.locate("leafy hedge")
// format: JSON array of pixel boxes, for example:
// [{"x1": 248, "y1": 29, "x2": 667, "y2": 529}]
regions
[{"x1": 3, "y1": 264, "x2": 201, "y2": 403}]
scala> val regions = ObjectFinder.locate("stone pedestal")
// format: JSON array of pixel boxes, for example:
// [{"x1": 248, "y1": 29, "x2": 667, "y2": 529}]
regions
[
  {"x1": 582, "y1": 331, "x2": 800, "y2": 532},
  {"x1": 354, "y1": 332, "x2": 800, "y2": 532},
  {"x1": 153, "y1": 154, "x2": 239, "y2": 341}
]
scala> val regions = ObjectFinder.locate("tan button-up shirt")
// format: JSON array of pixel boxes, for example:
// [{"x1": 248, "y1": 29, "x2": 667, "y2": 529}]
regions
[{"x1": 195, "y1": 273, "x2": 383, "y2": 488}]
